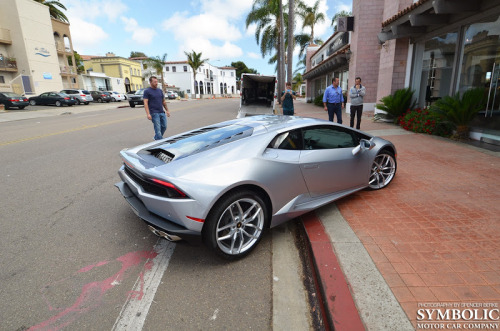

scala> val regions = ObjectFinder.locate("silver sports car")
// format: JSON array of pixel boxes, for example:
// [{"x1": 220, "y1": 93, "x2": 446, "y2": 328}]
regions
[{"x1": 115, "y1": 115, "x2": 397, "y2": 259}]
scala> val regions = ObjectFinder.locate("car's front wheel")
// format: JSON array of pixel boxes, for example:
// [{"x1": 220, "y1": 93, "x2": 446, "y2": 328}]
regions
[
  {"x1": 76, "y1": 99, "x2": 81, "y2": 105},
  {"x1": 29, "y1": 100, "x2": 36, "y2": 106},
  {"x1": 97, "y1": 98, "x2": 103, "y2": 103},
  {"x1": 368, "y1": 151, "x2": 397, "y2": 190},
  {"x1": 203, "y1": 190, "x2": 267, "y2": 260},
  {"x1": 129, "y1": 103, "x2": 135, "y2": 108}
]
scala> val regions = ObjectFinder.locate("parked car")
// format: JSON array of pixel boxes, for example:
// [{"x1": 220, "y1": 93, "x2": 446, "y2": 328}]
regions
[
  {"x1": 60, "y1": 89, "x2": 93, "y2": 105},
  {"x1": 167, "y1": 91, "x2": 176, "y2": 100},
  {"x1": 115, "y1": 115, "x2": 397, "y2": 259},
  {"x1": 110, "y1": 91, "x2": 126, "y2": 102},
  {"x1": 90, "y1": 91, "x2": 112, "y2": 103},
  {"x1": 28, "y1": 92, "x2": 76, "y2": 107},
  {"x1": 0, "y1": 92, "x2": 29, "y2": 110},
  {"x1": 128, "y1": 89, "x2": 145, "y2": 107}
]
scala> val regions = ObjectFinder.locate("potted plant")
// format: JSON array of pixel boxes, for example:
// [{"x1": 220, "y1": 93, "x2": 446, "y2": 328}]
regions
[
  {"x1": 375, "y1": 88, "x2": 416, "y2": 123},
  {"x1": 429, "y1": 88, "x2": 486, "y2": 141}
]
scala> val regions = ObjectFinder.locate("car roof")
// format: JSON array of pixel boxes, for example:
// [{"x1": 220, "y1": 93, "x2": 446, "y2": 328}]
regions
[{"x1": 233, "y1": 115, "x2": 332, "y2": 133}]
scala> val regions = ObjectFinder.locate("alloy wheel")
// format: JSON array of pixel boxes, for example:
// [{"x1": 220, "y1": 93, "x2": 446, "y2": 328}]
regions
[{"x1": 369, "y1": 152, "x2": 396, "y2": 189}]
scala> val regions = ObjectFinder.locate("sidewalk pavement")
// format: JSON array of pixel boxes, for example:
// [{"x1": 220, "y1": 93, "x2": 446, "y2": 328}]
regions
[{"x1": 293, "y1": 99, "x2": 500, "y2": 330}]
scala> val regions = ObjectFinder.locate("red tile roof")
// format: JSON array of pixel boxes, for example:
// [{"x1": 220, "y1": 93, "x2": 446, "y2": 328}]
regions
[{"x1": 382, "y1": 0, "x2": 430, "y2": 27}]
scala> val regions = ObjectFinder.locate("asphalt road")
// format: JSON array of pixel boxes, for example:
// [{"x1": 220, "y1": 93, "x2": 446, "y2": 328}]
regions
[{"x1": 0, "y1": 99, "x2": 312, "y2": 330}]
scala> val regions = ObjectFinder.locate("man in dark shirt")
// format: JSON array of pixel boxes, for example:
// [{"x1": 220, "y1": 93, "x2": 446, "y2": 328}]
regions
[
  {"x1": 280, "y1": 82, "x2": 296, "y2": 115},
  {"x1": 144, "y1": 76, "x2": 170, "y2": 140}
]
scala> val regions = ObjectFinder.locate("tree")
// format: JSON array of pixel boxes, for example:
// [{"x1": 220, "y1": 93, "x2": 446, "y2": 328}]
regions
[
  {"x1": 287, "y1": 0, "x2": 295, "y2": 83},
  {"x1": 297, "y1": 0, "x2": 325, "y2": 43},
  {"x1": 331, "y1": 10, "x2": 352, "y2": 32},
  {"x1": 231, "y1": 61, "x2": 258, "y2": 78},
  {"x1": 292, "y1": 72, "x2": 303, "y2": 92},
  {"x1": 130, "y1": 51, "x2": 147, "y2": 58},
  {"x1": 184, "y1": 50, "x2": 208, "y2": 96},
  {"x1": 34, "y1": 0, "x2": 68, "y2": 23},
  {"x1": 68, "y1": 51, "x2": 84, "y2": 74},
  {"x1": 145, "y1": 53, "x2": 168, "y2": 93}
]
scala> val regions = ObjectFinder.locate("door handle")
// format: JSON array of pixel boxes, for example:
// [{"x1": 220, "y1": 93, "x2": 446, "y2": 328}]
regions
[{"x1": 303, "y1": 164, "x2": 319, "y2": 169}]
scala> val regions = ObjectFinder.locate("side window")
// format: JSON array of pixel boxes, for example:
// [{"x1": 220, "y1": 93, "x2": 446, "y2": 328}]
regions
[
  {"x1": 269, "y1": 129, "x2": 302, "y2": 150},
  {"x1": 303, "y1": 126, "x2": 358, "y2": 149}
]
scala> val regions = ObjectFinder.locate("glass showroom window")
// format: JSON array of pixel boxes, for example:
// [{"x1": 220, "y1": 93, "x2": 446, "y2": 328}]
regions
[
  {"x1": 417, "y1": 32, "x2": 458, "y2": 107},
  {"x1": 458, "y1": 14, "x2": 500, "y2": 114}
]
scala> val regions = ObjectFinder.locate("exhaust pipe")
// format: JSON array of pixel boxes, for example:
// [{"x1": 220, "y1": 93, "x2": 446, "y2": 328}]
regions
[{"x1": 148, "y1": 225, "x2": 182, "y2": 242}]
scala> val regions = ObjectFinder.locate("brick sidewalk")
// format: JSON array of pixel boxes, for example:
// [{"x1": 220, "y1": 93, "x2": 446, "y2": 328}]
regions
[{"x1": 294, "y1": 99, "x2": 500, "y2": 329}]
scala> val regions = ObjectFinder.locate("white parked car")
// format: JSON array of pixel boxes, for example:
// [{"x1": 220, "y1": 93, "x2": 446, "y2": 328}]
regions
[{"x1": 110, "y1": 91, "x2": 126, "y2": 102}]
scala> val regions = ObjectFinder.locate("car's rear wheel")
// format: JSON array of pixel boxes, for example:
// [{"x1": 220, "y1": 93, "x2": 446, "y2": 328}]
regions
[
  {"x1": 18, "y1": 106, "x2": 24, "y2": 110},
  {"x1": 55, "y1": 101, "x2": 62, "y2": 107},
  {"x1": 97, "y1": 98, "x2": 103, "y2": 103},
  {"x1": 84, "y1": 102, "x2": 89, "y2": 105},
  {"x1": 368, "y1": 151, "x2": 397, "y2": 190},
  {"x1": 29, "y1": 100, "x2": 36, "y2": 106},
  {"x1": 203, "y1": 190, "x2": 267, "y2": 260}
]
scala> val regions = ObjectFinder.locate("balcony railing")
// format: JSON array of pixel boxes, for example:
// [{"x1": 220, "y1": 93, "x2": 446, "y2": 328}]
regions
[
  {"x1": 0, "y1": 57, "x2": 17, "y2": 71},
  {"x1": 55, "y1": 41, "x2": 72, "y2": 54},
  {"x1": 0, "y1": 28, "x2": 12, "y2": 44},
  {"x1": 60, "y1": 65, "x2": 75, "y2": 75}
]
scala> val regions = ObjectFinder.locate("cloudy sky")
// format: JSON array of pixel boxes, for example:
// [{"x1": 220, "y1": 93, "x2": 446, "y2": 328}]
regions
[{"x1": 63, "y1": 0, "x2": 352, "y2": 75}]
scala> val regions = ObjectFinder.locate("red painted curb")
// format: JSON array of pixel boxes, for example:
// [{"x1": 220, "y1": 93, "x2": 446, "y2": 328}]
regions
[{"x1": 301, "y1": 212, "x2": 365, "y2": 331}]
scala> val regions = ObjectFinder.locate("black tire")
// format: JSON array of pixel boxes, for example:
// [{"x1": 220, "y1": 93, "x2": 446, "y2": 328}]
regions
[
  {"x1": 203, "y1": 190, "x2": 267, "y2": 260},
  {"x1": 76, "y1": 99, "x2": 81, "y2": 105},
  {"x1": 97, "y1": 98, "x2": 103, "y2": 103},
  {"x1": 29, "y1": 100, "x2": 36, "y2": 106},
  {"x1": 368, "y1": 150, "x2": 397, "y2": 190},
  {"x1": 85, "y1": 102, "x2": 89, "y2": 105},
  {"x1": 129, "y1": 103, "x2": 135, "y2": 108},
  {"x1": 112, "y1": 98, "x2": 116, "y2": 102},
  {"x1": 18, "y1": 106, "x2": 24, "y2": 110},
  {"x1": 55, "y1": 100, "x2": 62, "y2": 107}
]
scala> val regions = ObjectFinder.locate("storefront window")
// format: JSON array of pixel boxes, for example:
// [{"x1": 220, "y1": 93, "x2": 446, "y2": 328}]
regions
[
  {"x1": 418, "y1": 32, "x2": 457, "y2": 106},
  {"x1": 458, "y1": 15, "x2": 500, "y2": 114}
]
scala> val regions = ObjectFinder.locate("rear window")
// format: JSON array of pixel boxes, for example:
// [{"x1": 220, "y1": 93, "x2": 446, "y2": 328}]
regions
[
  {"x1": 149, "y1": 124, "x2": 253, "y2": 160},
  {"x1": 82, "y1": 90, "x2": 90, "y2": 94}
]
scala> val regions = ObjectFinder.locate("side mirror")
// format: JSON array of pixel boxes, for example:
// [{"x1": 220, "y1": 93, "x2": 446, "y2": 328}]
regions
[{"x1": 352, "y1": 139, "x2": 375, "y2": 155}]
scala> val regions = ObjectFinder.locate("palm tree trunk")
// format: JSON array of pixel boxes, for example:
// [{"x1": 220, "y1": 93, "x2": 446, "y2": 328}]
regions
[
  {"x1": 278, "y1": 0, "x2": 285, "y2": 106},
  {"x1": 287, "y1": 0, "x2": 294, "y2": 83}
]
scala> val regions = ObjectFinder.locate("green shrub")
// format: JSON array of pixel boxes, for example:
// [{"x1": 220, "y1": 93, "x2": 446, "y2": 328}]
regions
[
  {"x1": 375, "y1": 88, "x2": 416, "y2": 123},
  {"x1": 429, "y1": 87, "x2": 486, "y2": 140},
  {"x1": 314, "y1": 95, "x2": 323, "y2": 107}
]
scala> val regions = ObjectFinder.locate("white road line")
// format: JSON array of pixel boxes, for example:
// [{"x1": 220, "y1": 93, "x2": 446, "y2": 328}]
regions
[{"x1": 112, "y1": 239, "x2": 176, "y2": 331}]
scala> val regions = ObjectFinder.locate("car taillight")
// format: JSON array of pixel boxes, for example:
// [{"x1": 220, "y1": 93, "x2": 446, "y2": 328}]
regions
[
  {"x1": 64, "y1": 97, "x2": 70, "y2": 100},
  {"x1": 101, "y1": 94, "x2": 106, "y2": 97},
  {"x1": 151, "y1": 178, "x2": 187, "y2": 198},
  {"x1": 10, "y1": 98, "x2": 19, "y2": 102},
  {"x1": 23, "y1": 98, "x2": 28, "y2": 101},
  {"x1": 80, "y1": 94, "x2": 86, "y2": 97}
]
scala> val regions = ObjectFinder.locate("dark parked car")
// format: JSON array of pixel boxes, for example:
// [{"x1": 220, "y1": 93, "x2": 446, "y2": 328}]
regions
[
  {"x1": 0, "y1": 92, "x2": 29, "y2": 110},
  {"x1": 90, "y1": 91, "x2": 112, "y2": 103},
  {"x1": 28, "y1": 92, "x2": 76, "y2": 107},
  {"x1": 60, "y1": 89, "x2": 93, "y2": 105},
  {"x1": 128, "y1": 89, "x2": 145, "y2": 108}
]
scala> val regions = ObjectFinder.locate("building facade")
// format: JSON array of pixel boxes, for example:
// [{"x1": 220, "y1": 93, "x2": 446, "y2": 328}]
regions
[
  {"x1": 83, "y1": 53, "x2": 143, "y2": 92},
  {"x1": 0, "y1": 0, "x2": 77, "y2": 95},
  {"x1": 165, "y1": 61, "x2": 237, "y2": 98},
  {"x1": 304, "y1": 0, "x2": 500, "y2": 142}
]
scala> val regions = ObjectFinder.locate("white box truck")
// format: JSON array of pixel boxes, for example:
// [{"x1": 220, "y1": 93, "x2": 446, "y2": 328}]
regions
[{"x1": 237, "y1": 74, "x2": 277, "y2": 118}]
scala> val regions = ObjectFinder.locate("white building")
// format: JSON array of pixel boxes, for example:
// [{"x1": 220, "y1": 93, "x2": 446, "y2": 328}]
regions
[{"x1": 164, "y1": 61, "x2": 237, "y2": 98}]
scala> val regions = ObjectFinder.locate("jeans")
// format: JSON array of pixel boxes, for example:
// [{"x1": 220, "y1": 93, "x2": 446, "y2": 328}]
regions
[
  {"x1": 327, "y1": 103, "x2": 342, "y2": 124},
  {"x1": 151, "y1": 112, "x2": 167, "y2": 140},
  {"x1": 350, "y1": 104, "x2": 363, "y2": 129}
]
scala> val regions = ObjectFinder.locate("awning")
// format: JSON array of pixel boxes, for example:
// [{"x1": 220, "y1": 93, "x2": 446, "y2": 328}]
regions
[
  {"x1": 378, "y1": 0, "x2": 495, "y2": 43},
  {"x1": 303, "y1": 45, "x2": 350, "y2": 80}
]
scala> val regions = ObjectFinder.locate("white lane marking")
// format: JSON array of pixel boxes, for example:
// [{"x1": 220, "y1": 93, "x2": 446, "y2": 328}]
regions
[
  {"x1": 210, "y1": 308, "x2": 219, "y2": 321},
  {"x1": 112, "y1": 239, "x2": 176, "y2": 331}
]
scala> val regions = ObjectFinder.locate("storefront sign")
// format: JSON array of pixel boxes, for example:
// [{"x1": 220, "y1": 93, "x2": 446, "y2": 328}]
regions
[
  {"x1": 35, "y1": 47, "x2": 50, "y2": 57},
  {"x1": 43, "y1": 73, "x2": 52, "y2": 80}
]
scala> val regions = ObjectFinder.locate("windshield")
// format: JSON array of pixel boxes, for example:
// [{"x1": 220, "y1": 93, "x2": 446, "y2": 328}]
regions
[{"x1": 135, "y1": 89, "x2": 145, "y2": 95}]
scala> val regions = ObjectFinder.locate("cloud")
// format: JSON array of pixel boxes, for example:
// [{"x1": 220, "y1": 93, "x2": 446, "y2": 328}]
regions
[
  {"x1": 65, "y1": 0, "x2": 128, "y2": 22},
  {"x1": 178, "y1": 38, "x2": 243, "y2": 61},
  {"x1": 121, "y1": 17, "x2": 156, "y2": 45},
  {"x1": 68, "y1": 17, "x2": 109, "y2": 53},
  {"x1": 247, "y1": 52, "x2": 261, "y2": 59}
]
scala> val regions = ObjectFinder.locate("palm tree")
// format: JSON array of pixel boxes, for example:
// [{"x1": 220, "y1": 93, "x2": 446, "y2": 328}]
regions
[
  {"x1": 145, "y1": 53, "x2": 168, "y2": 93},
  {"x1": 184, "y1": 50, "x2": 208, "y2": 97},
  {"x1": 34, "y1": 0, "x2": 69, "y2": 23},
  {"x1": 297, "y1": 0, "x2": 325, "y2": 43},
  {"x1": 287, "y1": 0, "x2": 295, "y2": 83}
]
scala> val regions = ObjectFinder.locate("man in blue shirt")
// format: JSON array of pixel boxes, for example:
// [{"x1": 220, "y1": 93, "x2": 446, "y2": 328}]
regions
[
  {"x1": 322, "y1": 77, "x2": 345, "y2": 124},
  {"x1": 144, "y1": 76, "x2": 170, "y2": 140}
]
